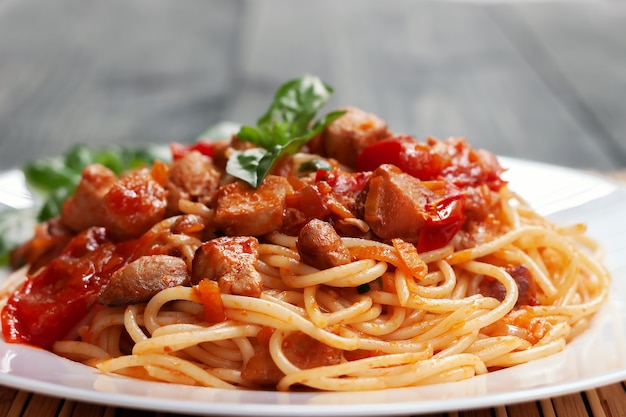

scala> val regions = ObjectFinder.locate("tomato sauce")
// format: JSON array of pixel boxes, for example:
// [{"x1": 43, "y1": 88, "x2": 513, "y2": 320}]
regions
[{"x1": 2, "y1": 227, "x2": 138, "y2": 349}]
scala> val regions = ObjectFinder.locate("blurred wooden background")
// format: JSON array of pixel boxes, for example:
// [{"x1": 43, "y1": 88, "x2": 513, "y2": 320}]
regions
[{"x1": 0, "y1": 0, "x2": 625, "y2": 172}]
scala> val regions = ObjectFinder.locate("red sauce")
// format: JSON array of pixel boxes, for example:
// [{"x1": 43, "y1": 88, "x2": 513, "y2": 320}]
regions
[{"x1": 2, "y1": 227, "x2": 138, "y2": 349}]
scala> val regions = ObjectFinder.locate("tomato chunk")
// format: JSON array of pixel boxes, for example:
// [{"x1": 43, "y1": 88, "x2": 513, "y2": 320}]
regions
[
  {"x1": 170, "y1": 141, "x2": 217, "y2": 160},
  {"x1": 1, "y1": 227, "x2": 131, "y2": 349},
  {"x1": 356, "y1": 135, "x2": 506, "y2": 190},
  {"x1": 194, "y1": 279, "x2": 226, "y2": 323},
  {"x1": 356, "y1": 135, "x2": 446, "y2": 180}
]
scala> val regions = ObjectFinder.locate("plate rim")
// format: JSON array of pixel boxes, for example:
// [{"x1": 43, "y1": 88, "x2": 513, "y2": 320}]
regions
[{"x1": 1, "y1": 156, "x2": 625, "y2": 416}]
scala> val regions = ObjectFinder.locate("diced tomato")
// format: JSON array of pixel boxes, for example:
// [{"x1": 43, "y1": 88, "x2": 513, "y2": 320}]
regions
[
  {"x1": 256, "y1": 326, "x2": 275, "y2": 347},
  {"x1": 1, "y1": 227, "x2": 132, "y2": 349},
  {"x1": 355, "y1": 135, "x2": 446, "y2": 180},
  {"x1": 356, "y1": 135, "x2": 506, "y2": 192},
  {"x1": 324, "y1": 169, "x2": 370, "y2": 195},
  {"x1": 150, "y1": 159, "x2": 170, "y2": 186},
  {"x1": 417, "y1": 191, "x2": 466, "y2": 252},
  {"x1": 194, "y1": 279, "x2": 226, "y2": 323},
  {"x1": 355, "y1": 136, "x2": 405, "y2": 172},
  {"x1": 170, "y1": 141, "x2": 217, "y2": 160},
  {"x1": 392, "y1": 238, "x2": 427, "y2": 277}
]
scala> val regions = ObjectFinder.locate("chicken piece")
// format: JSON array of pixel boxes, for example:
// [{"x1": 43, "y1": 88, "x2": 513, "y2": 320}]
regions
[
  {"x1": 240, "y1": 350, "x2": 284, "y2": 387},
  {"x1": 322, "y1": 106, "x2": 390, "y2": 168},
  {"x1": 165, "y1": 150, "x2": 221, "y2": 215},
  {"x1": 296, "y1": 219, "x2": 351, "y2": 269},
  {"x1": 363, "y1": 164, "x2": 431, "y2": 242},
  {"x1": 191, "y1": 236, "x2": 262, "y2": 298},
  {"x1": 213, "y1": 175, "x2": 292, "y2": 236},
  {"x1": 62, "y1": 165, "x2": 168, "y2": 241},
  {"x1": 61, "y1": 164, "x2": 117, "y2": 233},
  {"x1": 98, "y1": 255, "x2": 190, "y2": 306},
  {"x1": 241, "y1": 331, "x2": 342, "y2": 387},
  {"x1": 283, "y1": 331, "x2": 343, "y2": 369},
  {"x1": 129, "y1": 214, "x2": 207, "y2": 271},
  {"x1": 102, "y1": 168, "x2": 168, "y2": 241},
  {"x1": 479, "y1": 264, "x2": 539, "y2": 308}
]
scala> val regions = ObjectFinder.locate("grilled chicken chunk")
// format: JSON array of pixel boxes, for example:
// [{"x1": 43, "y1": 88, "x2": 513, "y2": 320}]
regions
[
  {"x1": 62, "y1": 165, "x2": 167, "y2": 241},
  {"x1": 165, "y1": 150, "x2": 221, "y2": 215},
  {"x1": 213, "y1": 175, "x2": 292, "y2": 236},
  {"x1": 191, "y1": 236, "x2": 262, "y2": 298},
  {"x1": 99, "y1": 254, "x2": 189, "y2": 306},
  {"x1": 296, "y1": 219, "x2": 351, "y2": 269},
  {"x1": 322, "y1": 106, "x2": 390, "y2": 168}
]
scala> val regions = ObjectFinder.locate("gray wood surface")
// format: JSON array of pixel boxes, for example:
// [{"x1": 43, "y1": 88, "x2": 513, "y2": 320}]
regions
[{"x1": 0, "y1": 0, "x2": 625, "y2": 172}]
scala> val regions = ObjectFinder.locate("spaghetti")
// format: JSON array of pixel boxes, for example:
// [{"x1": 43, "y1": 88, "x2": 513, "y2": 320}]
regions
[{"x1": 0, "y1": 104, "x2": 610, "y2": 392}]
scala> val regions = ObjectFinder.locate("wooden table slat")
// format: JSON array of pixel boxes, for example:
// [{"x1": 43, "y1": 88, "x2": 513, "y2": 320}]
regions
[
  {"x1": 4, "y1": 391, "x2": 29, "y2": 417},
  {"x1": 552, "y1": 393, "x2": 592, "y2": 417},
  {"x1": 20, "y1": 394, "x2": 62, "y2": 417},
  {"x1": 506, "y1": 401, "x2": 542, "y2": 417},
  {"x1": 595, "y1": 382, "x2": 626, "y2": 417}
]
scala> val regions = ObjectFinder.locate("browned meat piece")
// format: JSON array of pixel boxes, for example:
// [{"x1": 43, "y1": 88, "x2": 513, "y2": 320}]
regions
[
  {"x1": 191, "y1": 236, "x2": 262, "y2": 298},
  {"x1": 61, "y1": 164, "x2": 117, "y2": 233},
  {"x1": 213, "y1": 175, "x2": 292, "y2": 236},
  {"x1": 98, "y1": 255, "x2": 190, "y2": 306},
  {"x1": 205, "y1": 139, "x2": 231, "y2": 171},
  {"x1": 165, "y1": 150, "x2": 221, "y2": 215},
  {"x1": 10, "y1": 216, "x2": 74, "y2": 272},
  {"x1": 322, "y1": 106, "x2": 390, "y2": 168},
  {"x1": 140, "y1": 231, "x2": 202, "y2": 271},
  {"x1": 129, "y1": 215, "x2": 207, "y2": 271},
  {"x1": 102, "y1": 168, "x2": 168, "y2": 241},
  {"x1": 478, "y1": 265, "x2": 539, "y2": 308},
  {"x1": 61, "y1": 165, "x2": 168, "y2": 241},
  {"x1": 363, "y1": 164, "x2": 431, "y2": 242},
  {"x1": 296, "y1": 219, "x2": 351, "y2": 269},
  {"x1": 283, "y1": 331, "x2": 342, "y2": 369},
  {"x1": 241, "y1": 350, "x2": 285, "y2": 387},
  {"x1": 168, "y1": 214, "x2": 207, "y2": 236},
  {"x1": 241, "y1": 331, "x2": 342, "y2": 387}
]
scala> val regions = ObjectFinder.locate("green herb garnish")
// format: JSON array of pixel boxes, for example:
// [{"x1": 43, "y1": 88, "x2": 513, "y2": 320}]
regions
[
  {"x1": 298, "y1": 158, "x2": 333, "y2": 174},
  {"x1": 226, "y1": 75, "x2": 345, "y2": 188}
]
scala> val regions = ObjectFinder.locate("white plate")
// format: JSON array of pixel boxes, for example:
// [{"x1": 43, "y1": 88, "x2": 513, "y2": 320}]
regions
[{"x1": 1, "y1": 157, "x2": 626, "y2": 417}]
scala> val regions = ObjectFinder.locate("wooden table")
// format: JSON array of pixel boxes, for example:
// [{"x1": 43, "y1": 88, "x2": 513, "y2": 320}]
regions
[
  {"x1": 0, "y1": 1, "x2": 625, "y2": 416},
  {"x1": 0, "y1": 382, "x2": 624, "y2": 417}
]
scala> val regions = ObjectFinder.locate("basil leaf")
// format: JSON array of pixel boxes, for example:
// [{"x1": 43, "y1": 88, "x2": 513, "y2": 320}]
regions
[
  {"x1": 24, "y1": 158, "x2": 79, "y2": 192},
  {"x1": 227, "y1": 75, "x2": 345, "y2": 187},
  {"x1": 65, "y1": 144, "x2": 98, "y2": 172},
  {"x1": 226, "y1": 148, "x2": 269, "y2": 188},
  {"x1": 257, "y1": 75, "x2": 335, "y2": 139},
  {"x1": 37, "y1": 187, "x2": 74, "y2": 221},
  {"x1": 299, "y1": 158, "x2": 332, "y2": 174},
  {"x1": 0, "y1": 207, "x2": 39, "y2": 267},
  {"x1": 236, "y1": 125, "x2": 277, "y2": 149}
]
